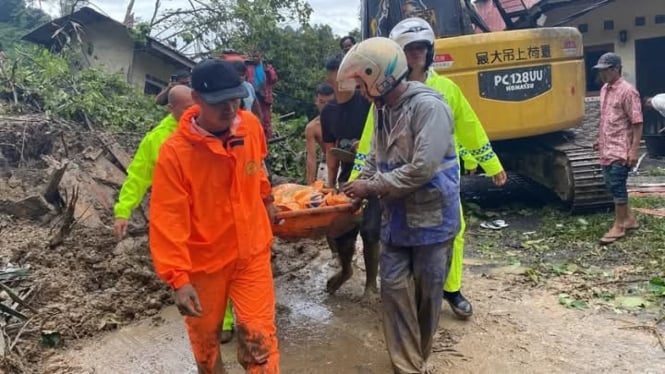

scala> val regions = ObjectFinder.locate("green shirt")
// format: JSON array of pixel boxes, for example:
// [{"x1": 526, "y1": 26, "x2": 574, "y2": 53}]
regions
[
  {"x1": 349, "y1": 70, "x2": 503, "y2": 181},
  {"x1": 113, "y1": 114, "x2": 178, "y2": 219}
]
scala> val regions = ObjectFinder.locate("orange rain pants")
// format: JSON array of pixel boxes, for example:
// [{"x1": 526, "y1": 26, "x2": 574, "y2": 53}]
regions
[{"x1": 185, "y1": 246, "x2": 278, "y2": 373}]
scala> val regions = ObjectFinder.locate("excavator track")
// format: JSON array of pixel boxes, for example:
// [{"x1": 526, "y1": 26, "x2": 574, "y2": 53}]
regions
[
  {"x1": 495, "y1": 132, "x2": 614, "y2": 214},
  {"x1": 551, "y1": 141, "x2": 614, "y2": 213}
]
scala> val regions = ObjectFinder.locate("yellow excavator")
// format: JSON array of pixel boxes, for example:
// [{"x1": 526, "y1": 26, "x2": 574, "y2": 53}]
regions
[{"x1": 361, "y1": 0, "x2": 614, "y2": 212}]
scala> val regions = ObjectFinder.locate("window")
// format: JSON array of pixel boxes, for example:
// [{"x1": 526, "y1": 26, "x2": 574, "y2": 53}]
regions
[
  {"x1": 656, "y1": 15, "x2": 665, "y2": 24},
  {"x1": 578, "y1": 23, "x2": 588, "y2": 33},
  {"x1": 635, "y1": 17, "x2": 646, "y2": 26},
  {"x1": 144, "y1": 74, "x2": 167, "y2": 95},
  {"x1": 604, "y1": 20, "x2": 614, "y2": 30},
  {"x1": 144, "y1": 81, "x2": 161, "y2": 96}
]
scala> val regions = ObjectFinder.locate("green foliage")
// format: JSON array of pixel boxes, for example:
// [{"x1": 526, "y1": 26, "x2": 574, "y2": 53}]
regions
[
  {"x1": 2, "y1": 45, "x2": 165, "y2": 131},
  {"x1": 130, "y1": 22, "x2": 151, "y2": 47},
  {"x1": 0, "y1": 0, "x2": 50, "y2": 50},
  {"x1": 152, "y1": 0, "x2": 335, "y2": 117},
  {"x1": 558, "y1": 293, "x2": 589, "y2": 309},
  {"x1": 152, "y1": 0, "x2": 312, "y2": 54},
  {"x1": 244, "y1": 24, "x2": 339, "y2": 117},
  {"x1": 57, "y1": 0, "x2": 89, "y2": 17},
  {"x1": 268, "y1": 115, "x2": 308, "y2": 182}
]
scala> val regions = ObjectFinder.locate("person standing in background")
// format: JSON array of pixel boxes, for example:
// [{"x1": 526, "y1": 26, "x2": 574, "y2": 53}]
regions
[
  {"x1": 340, "y1": 35, "x2": 356, "y2": 54},
  {"x1": 592, "y1": 52, "x2": 643, "y2": 245},
  {"x1": 154, "y1": 69, "x2": 191, "y2": 106},
  {"x1": 233, "y1": 60, "x2": 264, "y2": 122},
  {"x1": 645, "y1": 94, "x2": 665, "y2": 118},
  {"x1": 305, "y1": 83, "x2": 336, "y2": 185},
  {"x1": 246, "y1": 49, "x2": 278, "y2": 139}
]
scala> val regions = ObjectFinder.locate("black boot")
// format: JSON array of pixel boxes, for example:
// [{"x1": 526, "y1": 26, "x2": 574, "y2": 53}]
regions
[{"x1": 443, "y1": 290, "x2": 473, "y2": 319}]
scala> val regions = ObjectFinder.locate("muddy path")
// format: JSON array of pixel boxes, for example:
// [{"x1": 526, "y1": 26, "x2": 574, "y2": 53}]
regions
[{"x1": 46, "y1": 239, "x2": 665, "y2": 374}]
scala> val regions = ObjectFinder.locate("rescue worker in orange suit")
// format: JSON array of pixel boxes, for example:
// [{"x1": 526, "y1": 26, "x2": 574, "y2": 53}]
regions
[{"x1": 149, "y1": 58, "x2": 280, "y2": 374}]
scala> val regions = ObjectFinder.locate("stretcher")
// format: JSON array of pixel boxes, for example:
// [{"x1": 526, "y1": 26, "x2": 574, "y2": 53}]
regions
[
  {"x1": 272, "y1": 203, "x2": 359, "y2": 240},
  {"x1": 271, "y1": 183, "x2": 359, "y2": 240}
]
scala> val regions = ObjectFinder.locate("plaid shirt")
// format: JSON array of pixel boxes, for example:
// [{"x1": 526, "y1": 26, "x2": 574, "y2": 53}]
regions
[{"x1": 598, "y1": 78, "x2": 643, "y2": 166}]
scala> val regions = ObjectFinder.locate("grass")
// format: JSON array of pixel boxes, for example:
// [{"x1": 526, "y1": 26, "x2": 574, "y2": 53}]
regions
[
  {"x1": 464, "y1": 196, "x2": 665, "y2": 313},
  {"x1": 465, "y1": 196, "x2": 665, "y2": 277},
  {"x1": 645, "y1": 167, "x2": 665, "y2": 177}
]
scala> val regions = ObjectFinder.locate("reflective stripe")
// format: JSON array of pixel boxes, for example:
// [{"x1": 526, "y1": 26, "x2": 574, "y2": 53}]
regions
[{"x1": 469, "y1": 143, "x2": 492, "y2": 157}]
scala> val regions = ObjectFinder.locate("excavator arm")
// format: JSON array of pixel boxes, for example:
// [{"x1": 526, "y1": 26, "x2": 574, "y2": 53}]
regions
[
  {"x1": 361, "y1": 0, "x2": 617, "y2": 38},
  {"x1": 490, "y1": 0, "x2": 616, "y2": 30}
]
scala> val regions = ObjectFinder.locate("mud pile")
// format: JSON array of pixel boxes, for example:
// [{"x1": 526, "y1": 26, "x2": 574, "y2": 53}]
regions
[
  {"x1": 0, "y1": 112, "x2": 170, "y2": 373},
  {"x1": 0, "y1": 111, "x2": 328, "y2": 373}
]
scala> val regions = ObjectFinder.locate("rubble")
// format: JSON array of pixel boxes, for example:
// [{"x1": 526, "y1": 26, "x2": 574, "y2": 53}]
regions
[{"x1": 0, "y1": 111, "x2": 158, "y2": 373}]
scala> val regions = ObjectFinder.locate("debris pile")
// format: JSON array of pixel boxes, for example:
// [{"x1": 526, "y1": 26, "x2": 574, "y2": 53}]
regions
[{"x1": 0, "y1": 112, "x2": 171, "y2": 373}]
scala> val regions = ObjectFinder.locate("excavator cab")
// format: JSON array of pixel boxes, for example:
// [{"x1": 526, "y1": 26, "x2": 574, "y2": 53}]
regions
[{"x1": 360, "y1": 0, "x2": 614, "y2": 212}]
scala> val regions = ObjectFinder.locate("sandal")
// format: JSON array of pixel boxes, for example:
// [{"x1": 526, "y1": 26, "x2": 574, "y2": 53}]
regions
[
  {"x1": 623, "y1": 222, "x2": 640, "y2": 230},
  {"x1": 480, "y1": 219, "x2": 509, "y2": 230},
  {"x1": 599, "y1": 233, "x2": 625, "y2": 245}
]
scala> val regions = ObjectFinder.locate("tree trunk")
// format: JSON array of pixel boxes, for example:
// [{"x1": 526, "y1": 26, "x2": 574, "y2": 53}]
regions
[{"x1": 123, "y1": 0, "x2": 135, "y2": 27}]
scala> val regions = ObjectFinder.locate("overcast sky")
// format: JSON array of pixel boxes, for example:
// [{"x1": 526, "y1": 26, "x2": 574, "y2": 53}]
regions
[{"x1": 42, "y1": 0, "x2": 360, "y2": 36}]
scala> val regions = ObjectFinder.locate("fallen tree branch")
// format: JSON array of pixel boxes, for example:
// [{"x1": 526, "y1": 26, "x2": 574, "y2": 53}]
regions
[
  {"x1": 0, "y1": 303, "x2": 28, "y2": 321},
  {"x1": 8, "y1": 318, "x2": 33, "y2": 354},
  {"x1": 48, "y1": 186, "x2": 80, "y2": 248},
  {"x1": 572, "y1": 278, "x2": 652, "y2": 291},
  {"x1": 42, "y1": 163, "x2": 69, "y2": 207},
  {"x1": 0, "y1": 283, "x2": 37, "y2": 314},
  {"x1": 18, "y1": 124, "x2": 27, "y2": 168},
  {"x1": 619, "y1": 324, "x2": 665, "y2": 353}
]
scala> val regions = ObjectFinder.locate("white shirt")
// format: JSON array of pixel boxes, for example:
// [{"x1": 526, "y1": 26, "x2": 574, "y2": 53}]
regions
[
  {"x1": 242, "y1": 81, "x2": 256, "y2": 111},
  {"x1": 651, "y1": 93, "x2": 665, "y2": 117}
]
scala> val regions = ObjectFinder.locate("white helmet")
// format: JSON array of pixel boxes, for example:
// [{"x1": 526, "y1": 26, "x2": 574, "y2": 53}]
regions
[
  {"x1": 389, "y1": 17, "x2": 435, "y2": 49},
  {"x1": 337, "y1": 37, "x2": 409, "y2": 98}
]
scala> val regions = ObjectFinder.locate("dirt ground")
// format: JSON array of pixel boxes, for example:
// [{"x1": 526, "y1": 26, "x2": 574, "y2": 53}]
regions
[{"x1": 41, "y1": 236, "x2": 665, "y2": 374}]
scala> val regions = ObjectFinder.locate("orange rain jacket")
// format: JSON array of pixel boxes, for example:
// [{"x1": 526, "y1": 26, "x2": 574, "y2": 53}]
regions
[{"x1": 149, "y1": 105, "x2": 273, "y2": 289}]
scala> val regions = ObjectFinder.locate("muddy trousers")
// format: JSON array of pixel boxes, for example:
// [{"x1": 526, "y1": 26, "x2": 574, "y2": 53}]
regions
[
  {"x1": 185, "y1": 248, "x2": 279, "y2": 373},
  {"x1": 259, "y1": 100, "x2": 272, "y2": 139},
  {"x1": 443, "y1": 203, "x2": 465, "y2": 293},
  {"x1": 381, "y1": 240, "x2": 453, "y2": 374}
]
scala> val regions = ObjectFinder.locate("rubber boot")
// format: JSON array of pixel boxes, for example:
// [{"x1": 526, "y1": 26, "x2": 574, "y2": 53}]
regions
[
  {"x1": 220, "y1": 300, "x2": 234, "y2": 344},
  {"x1": 443, "y1": 290, "x2": 473, "y2": 319}
]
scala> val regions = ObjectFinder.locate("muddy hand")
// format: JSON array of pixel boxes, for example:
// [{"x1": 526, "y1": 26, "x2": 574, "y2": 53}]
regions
[
  {"x1": 113, "y1": 218, "x2": 128, "y2": 240},
  {"x1": 492, "y1": 170, "x2": 508, "y2": 187},
  {"x1": 351, "y1": 198, "x2": 364, "y2": 212},
  {"x1": 342, "y1": 180, "x2": 370, "y2": 199},
  {"x1": 266, "y1": 202, "x2": 284, "y2": 225},
  {"x1": 174, "y1": 284, "x2": 203, "y2": 317}
]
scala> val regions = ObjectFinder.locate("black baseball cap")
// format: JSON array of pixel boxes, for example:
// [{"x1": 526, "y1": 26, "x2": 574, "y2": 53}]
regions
[{"x1": 191, "y1": 59, "x2": 248, "y2": 104}]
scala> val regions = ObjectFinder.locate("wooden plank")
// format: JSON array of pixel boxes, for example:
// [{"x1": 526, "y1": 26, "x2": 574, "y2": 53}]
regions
[{"x1": 96, "y1": 133, "x2": 132, "y2": 172}]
